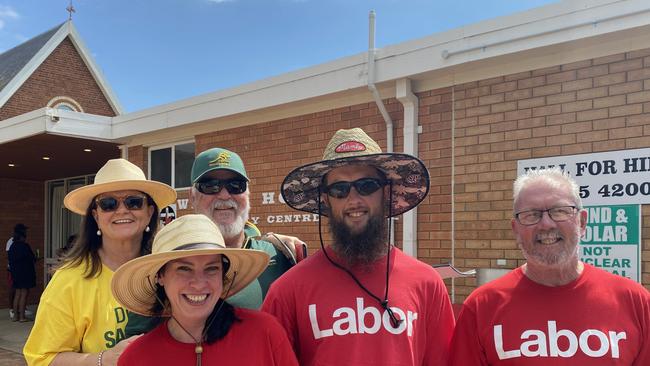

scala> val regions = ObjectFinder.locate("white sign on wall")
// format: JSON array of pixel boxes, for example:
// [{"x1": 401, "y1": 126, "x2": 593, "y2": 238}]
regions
[{"x1": 518, "y1": 148, "x2": 650, "y2": 206}]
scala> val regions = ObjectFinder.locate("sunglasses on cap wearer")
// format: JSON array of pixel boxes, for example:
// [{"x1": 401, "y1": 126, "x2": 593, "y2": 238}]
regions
[
  {"x1": 323, "y1": 177, "x2": 388, "y2": 199},
  {"x1": 194, "y1": 178, "x2": 248, "y2": 195},
  {"x1": 95, "y1": 195, "x2": 147, "y2": 212}
]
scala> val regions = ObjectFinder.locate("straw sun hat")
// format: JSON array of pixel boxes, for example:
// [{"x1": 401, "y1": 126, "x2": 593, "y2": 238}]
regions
[
  {"x1": 111, "y1": 214, "x2": 270, "y2": 316},
  {"x1": 63, "y1": 158, "x2": 177, "y2": 215},
  {"x1": 281, "y1": 128, "x2": 430, "y2": 217}
]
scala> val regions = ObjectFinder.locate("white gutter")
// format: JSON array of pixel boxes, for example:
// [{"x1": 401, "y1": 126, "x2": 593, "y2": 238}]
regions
[
  {"x1": 396, "y1": 78, "x2": 420, "y2": 257},
  {"x1": 450, "y1": 86, "x2": 456, "y2": 304},
  {"x1": 368, "y1": 10, "x2": 395, "y2": 247},
  {"x1": 368, "y1": 11, "x2": 394, "y2": 154}
]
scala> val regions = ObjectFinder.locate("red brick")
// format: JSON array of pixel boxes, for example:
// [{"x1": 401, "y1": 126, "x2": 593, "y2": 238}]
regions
[
  {"x1": 478, "y1": 113, "x2": 505, "y2": 124},
  {"x1": 577, "y1": 64, "x2": 609, "y2": 79},
  {"x1": 627, "y1": 68, "x2": 650, "y2": 81},
  {"x1": 532, "y1": 66, "x2": 562, "y2": 76},
  {"x1": 517, "y1": 76, "x2": 546, "y2": 89},
  {"x1": 592, "y1": 53, "x2": 625, "y2": 65},
  {"x1": 626, "y1": 49, "x2": 650, "y2": 58},
  {"x1": 593, "y1": 117, "x2": 626, "y2": 130},
  {"x1": 576, "y1": 108, "x2": 608, "y2": 122},
  {"x1": 479, "y1": 94, "x2": 505, "y2": 105},
  {"x1": 609, "y1": 126, "x2": 643, "y2": 139},
  {"x1": 594, "y1": 72, "x2": 626, "y2": 87},
  {"x1": 532, "y1": 125, "x2": 561, "y2": 137},
  {"x1": 546, "y1": 134, "x2": 576, "y2": 146},
  {"x1": 533, "y1": 84, "x2": 562, "y2": 97},
  {"x1": 561, "y1": 121, "x2": 592, "y2": 134},
  {"x1": 505, "y1": 89, "x2": 532, "y2": 101},
  {"x1": 491, "y1": 101, "x2": 517, "y2": 113},
  {"x1": 504, "y1": 109, "x2": 532, "y2": 121},
  {"x1": 546, "y1": 112, "x2": 576, "y2": 125},
  {"x1": 546, "y1": 92, "x2": 576, "y2": 105},
  {"x1": 532, "y1": 104, "x2": 562, "y2": 117},
  {"x1": 609, "y1": 59, "x2": 643, "y2": 73},
  {"x1": 627, "y1": 91, "x2": 650, "y2": 104},
  {"x1": 491, "y1": 81, "x2": 517, "y2": 94},
  {"x1": 576, "y1": 87, "x2": 607, "y2": 100},
  {"x1": 517, "y1": 97, "x2": 545, "y2": 109},
  {"x1": 562, "y1": 100, "x2": 593, "y2": 113},
  {"x1": 562, "y1": 60, "x2": 592, "y2": 71},
  {"x1": 562, "y1": 78, "x2": 593, "y2": 92},
  {"x1": 547, "y1": 70, "x2": 576, "y2": 84},
  {"x1": 577, "y1": 130, "x2": 608, "y2": 143},
  {"x1": 609, "y1": 81, "x2": 643, "y2": 96},
  {"x1": 593, "y1": 95, "x2": 626, "y2": 109},
  {"x1": 561, "y1": 143, "x2": 592, "y2": 155},
  {"x1": 610, "y1": 104, "x2": 643, "y2": 117}
]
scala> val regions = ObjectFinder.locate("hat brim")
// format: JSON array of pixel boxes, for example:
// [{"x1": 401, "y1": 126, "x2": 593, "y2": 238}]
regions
[
  {"x1": 111, "y1": 247, "x2": 270, "y2": 316},
  {"x1": 281, "y1": 153, "x2": 430, "y2": 217},
  {"x1": 64, "y1": 180, "x2": 177, "y2": 215}
]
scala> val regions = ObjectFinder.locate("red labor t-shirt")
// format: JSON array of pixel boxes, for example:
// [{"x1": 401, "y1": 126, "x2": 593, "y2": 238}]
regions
[
  {"x1": 118, "y1": 308, "x2": 297, "y2": 366},
  {"x1": 450, "y1": 264, "x2": 650, "y2": 365},
  {"x1": 262, "y1": 247, "x2": 455, "y2": 366}
]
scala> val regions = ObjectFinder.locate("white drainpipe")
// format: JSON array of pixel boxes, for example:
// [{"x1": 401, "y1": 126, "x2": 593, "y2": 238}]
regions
[
  {"x1": 368, "y1": 10, "x2": 395, "y2": 245},
  {"x1": 396, "y1": 78, "x2": 420, "y2": 257}
]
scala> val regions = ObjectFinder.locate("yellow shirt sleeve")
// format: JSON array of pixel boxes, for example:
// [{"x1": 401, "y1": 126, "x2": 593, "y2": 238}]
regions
[{"x1": 23, "y1": 262, "x2": 130, "y2": 366}]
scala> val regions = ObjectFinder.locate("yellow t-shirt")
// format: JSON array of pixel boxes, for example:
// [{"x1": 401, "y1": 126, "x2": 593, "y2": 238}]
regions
[{"x1": 24, "y1": 261, "x2": 129, "y2": 366}]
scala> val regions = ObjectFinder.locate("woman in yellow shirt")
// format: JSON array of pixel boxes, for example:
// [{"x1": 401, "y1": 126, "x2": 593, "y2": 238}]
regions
[{"x1": 24, "y1": 159, "x2": 176, "y2": 366}]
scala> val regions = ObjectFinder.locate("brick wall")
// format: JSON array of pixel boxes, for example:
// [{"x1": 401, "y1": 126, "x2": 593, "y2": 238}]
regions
[
  {"x1": 0, "y1": 179, "x2": 45, "y2": 308},
  {"x1": 423, "y1": 48, "x2": 650, "y2": 300},
  {"x1": 0, "y1": 37, "x2": 116, "y2": 120}
]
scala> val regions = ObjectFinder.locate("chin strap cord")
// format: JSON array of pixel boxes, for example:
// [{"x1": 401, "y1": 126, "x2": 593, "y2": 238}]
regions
[{"x1": 317, "y1": 183, "x2": 402, "y2": 328}]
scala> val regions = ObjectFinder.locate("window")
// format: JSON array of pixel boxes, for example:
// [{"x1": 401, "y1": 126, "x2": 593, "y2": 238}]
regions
[
  {"x1": 47, "y1": 96, "x2": 83, "y2": 112},
  {"x1": 149, "y1": 142, "x2": 195, "y2": 189}
]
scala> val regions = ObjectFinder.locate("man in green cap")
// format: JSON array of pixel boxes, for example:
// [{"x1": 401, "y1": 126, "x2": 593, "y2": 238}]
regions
[
  {"x1": 125, "y1": 147, "x2": 306, "y2": 337},
  {"x1": 190, "y1": 147, "x2": 304, "y2": 309}
]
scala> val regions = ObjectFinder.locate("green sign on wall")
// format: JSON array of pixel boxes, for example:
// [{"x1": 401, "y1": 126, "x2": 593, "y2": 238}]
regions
[{"x1": 580, "y1": 204, "x2": 641, "y2": 282}]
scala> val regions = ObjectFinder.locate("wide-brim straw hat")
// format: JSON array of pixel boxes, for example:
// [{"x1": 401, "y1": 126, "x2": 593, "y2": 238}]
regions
[
  {"x1": 281, "y1": 128, "x2": 429, "y2": 217},
  {"x1": 64, "y1": 158, "x2": 177, "y2": 215},
  {"x1": 111, "y1": 214, "x2": 270, "y2": 316}
]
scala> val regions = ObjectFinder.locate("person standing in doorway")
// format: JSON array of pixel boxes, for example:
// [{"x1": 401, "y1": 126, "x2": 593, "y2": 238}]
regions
[{"x1": 8, "y1": 223, "x2": 36, "y2": 322}]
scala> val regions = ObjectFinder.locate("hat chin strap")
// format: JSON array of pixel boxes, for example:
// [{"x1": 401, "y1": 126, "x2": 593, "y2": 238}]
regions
[
  {"x1": 147, "y1": 270, "x2": 238, "y2": 366},
  {"x1": 317, "y1": 183, "x2": 402, "y2": 328}
]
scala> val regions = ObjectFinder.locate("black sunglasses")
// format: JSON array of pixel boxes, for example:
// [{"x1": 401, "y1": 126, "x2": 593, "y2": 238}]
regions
[
  {"x1": 324, "y1": 178, "x2": 388, "y2": 199},
  {"x1": 194, "y1": 179, "x2": 248, "y2": 195},
  {"x1": 95, "y1": 195, "x2": 146, "y2": 212}
]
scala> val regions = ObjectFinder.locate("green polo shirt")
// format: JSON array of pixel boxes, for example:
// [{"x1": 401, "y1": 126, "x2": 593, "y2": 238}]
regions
[{"x1": 124, "y1": 223, "x2": 292, "y2": 336}]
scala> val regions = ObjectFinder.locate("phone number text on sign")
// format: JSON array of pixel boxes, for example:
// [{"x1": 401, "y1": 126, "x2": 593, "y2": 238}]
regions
[{"x1": 518, "y1": 148, "x2": 650, "y2": 206}]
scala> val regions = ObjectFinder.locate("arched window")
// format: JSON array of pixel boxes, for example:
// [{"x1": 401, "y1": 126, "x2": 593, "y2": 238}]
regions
[{"x1": 47, "y1": 96, "x2": 84, "y2": 113}]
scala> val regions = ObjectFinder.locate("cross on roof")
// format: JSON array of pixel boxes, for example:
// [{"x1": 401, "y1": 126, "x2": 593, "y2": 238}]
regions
[{"x1": 66, "y1": 1, "x2": 76, "y2": 20}]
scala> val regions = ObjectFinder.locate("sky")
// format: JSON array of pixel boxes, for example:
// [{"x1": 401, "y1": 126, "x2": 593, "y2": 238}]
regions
[{"x1": 0, "y1": 0, "x2": 558, "y2": 113}]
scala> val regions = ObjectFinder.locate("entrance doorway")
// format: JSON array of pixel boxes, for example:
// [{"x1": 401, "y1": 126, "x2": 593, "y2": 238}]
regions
[{"x1": 44, "y1": 175, "x2": 94, "y2": 283}]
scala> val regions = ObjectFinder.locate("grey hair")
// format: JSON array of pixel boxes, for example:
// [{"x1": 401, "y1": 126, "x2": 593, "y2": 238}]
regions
[{"x1": 513, "y1": 167, "x2": 582, "y2": 210}]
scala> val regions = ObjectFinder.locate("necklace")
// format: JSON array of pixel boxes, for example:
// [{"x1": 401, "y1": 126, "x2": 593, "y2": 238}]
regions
[{"x1": 169, "y1": 317, "x2": 204, "y2": 366}]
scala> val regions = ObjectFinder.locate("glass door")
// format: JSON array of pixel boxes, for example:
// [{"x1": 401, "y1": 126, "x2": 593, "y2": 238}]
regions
[{"x1": 44, "y1": 175, "x2": 94, "y2": 283}]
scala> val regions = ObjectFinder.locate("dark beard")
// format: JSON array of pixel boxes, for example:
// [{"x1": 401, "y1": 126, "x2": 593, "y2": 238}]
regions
[{"x1": 328, "y1": 212, "x2": 387, "y2": 268}]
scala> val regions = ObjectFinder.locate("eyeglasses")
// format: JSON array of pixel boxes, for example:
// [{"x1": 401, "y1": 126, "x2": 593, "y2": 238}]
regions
[
  {"x1": 514, "y1": 206, "x2": 579, "y2": 226},
  {"x1": 95, "y1": 195, "x2": 147, "y2": 212},
  {"x1": 324, "y1": 178, "x2": 388, "y2": 199},
  {"x1": 194, "y1": 179, "x2": 247, "y2": 195}
]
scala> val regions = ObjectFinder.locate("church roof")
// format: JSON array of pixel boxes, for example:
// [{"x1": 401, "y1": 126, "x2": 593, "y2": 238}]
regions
[{"x1": 0, "y1": 21, "x2": 123, "y2": 114}]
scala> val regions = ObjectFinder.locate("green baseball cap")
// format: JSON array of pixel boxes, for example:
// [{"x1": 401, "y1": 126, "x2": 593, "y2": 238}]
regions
[{"x1": 191, "y1": 148, "x2": 249, "y2": 183}]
